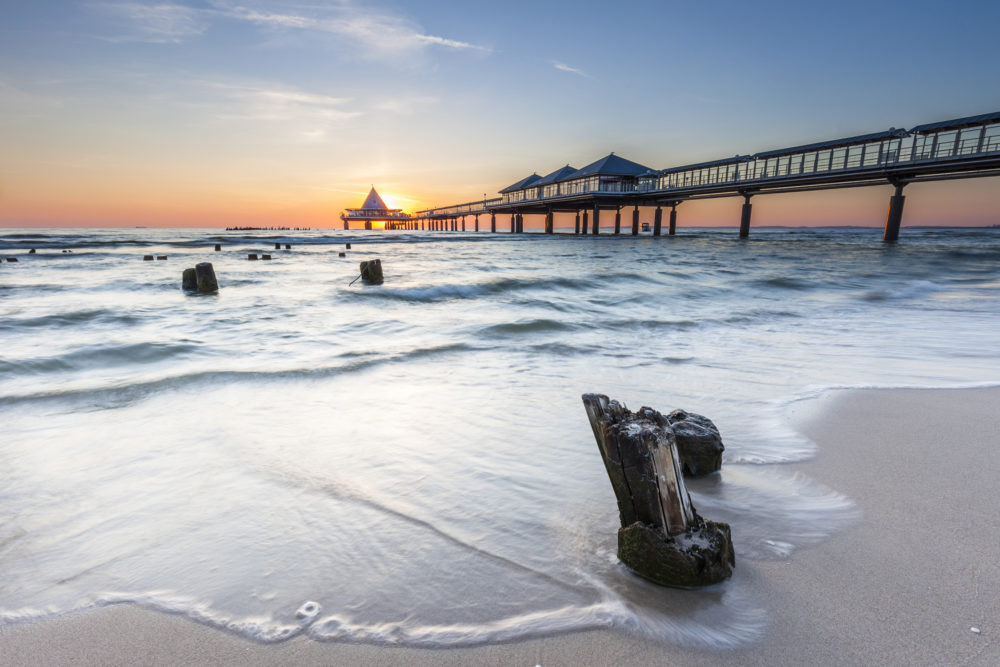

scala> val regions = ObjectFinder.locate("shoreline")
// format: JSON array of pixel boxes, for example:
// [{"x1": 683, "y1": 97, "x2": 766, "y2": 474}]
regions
[{"x1": 2, "y1": 387, "x2": 998, "y2": 665}]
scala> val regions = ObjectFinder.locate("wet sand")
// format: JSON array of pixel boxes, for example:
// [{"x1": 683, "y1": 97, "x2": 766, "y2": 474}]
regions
[{"x1": 2, "y1": 387, "x2": 998, "y2": 666}]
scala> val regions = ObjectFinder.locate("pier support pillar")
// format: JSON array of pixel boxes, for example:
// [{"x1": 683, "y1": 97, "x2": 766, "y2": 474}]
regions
[
  {"x1": 509, "y1": 214, "x2": 515, "y2": 233},
  {"x1": 491, "y1": 213, "x2": 496, "y2": 233},
  {"x1": 614, "y1": 208, "x2": 621, "y2": 235},
  {"x1": 545, "y1": 210, "x2": 554, "y2": 234},
  {"x1": 582, "y1": 210, "x2": 589, "y2": 235},
  {"x1": 575, "y1": 212, "x2": 580, "y2": 234},
  {"x1": 632, "y1": 206, "x2": 639, "y2": 236},
  {"x1": 343, "y1": 221, "x2": 348, "y2": 230},
  {"x1": 739, "y1": 196, "x2": 752, "y2": 238},
  {"x1": 883, "y1": 184, "x2": 906, "y2": 242},
  {"x1": 475, "y1": 214, "x2": 479, "y2": 232},
  {"x1": 669, "y1": 204, "x2": 677, "y2": 236},
  {"x1": 592, "y1": 206, "x2": 600, "y2": 235},
  {"x1": 462, "y1": 216, "x2": 466, "y2": 232},
  {"x1": 653, "y1": 206, "x2": 663, "y2": 236}
]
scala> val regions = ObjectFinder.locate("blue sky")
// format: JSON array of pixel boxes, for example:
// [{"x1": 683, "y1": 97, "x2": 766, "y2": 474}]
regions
[{"x1": 2, "y1": 0, "x2": 999, "y2": 226}]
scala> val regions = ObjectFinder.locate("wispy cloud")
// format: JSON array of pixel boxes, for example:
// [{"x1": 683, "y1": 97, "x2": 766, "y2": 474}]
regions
[
  {"x1": 90, "y1": 2, "x2": 209, "y2": 43},
  {"x1": 89, "y1": 1, "x2": 490, "y2": 56},
  {"x1": 205, "y1": 82, "x2": 360, "y2": 124},
  {"x1": 211, "y1": 1, "x2": 492, "y2": 56},
  {"x1": 551, "y1": 61, "x2": 591, "y2": 78}
]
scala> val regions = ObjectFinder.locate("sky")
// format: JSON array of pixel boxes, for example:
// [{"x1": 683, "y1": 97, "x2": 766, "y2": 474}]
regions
[{"x1": 2, "y1": 0, "x2": 999, "y2": 228}]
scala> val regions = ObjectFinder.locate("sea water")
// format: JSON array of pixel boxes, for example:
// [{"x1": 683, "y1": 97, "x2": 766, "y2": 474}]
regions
[{"x1": 1, "y1": 226, "x2": 999, "y2": 647}]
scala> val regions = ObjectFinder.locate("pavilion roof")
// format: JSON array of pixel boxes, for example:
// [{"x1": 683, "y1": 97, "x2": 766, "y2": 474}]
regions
[
  {"x1": 499, "y1": 173, "x2": 543, "y2": 193},
  {"x1": 563, "y1": 153, "x2": 653, "y2": 180},
  {"x1": 532, "y1": 165, "x2": 579, "y2": 187}
]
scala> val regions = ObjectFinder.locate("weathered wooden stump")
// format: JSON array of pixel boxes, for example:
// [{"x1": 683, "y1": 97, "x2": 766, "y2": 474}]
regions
[
  {"x1": 248, "y1": 253, "x2": 258, "y2": 261},
  {"x1": 360, "y1": 258, "x2": 383, "y2": 284},
  {"x1": 285, "y1": 244, "x2": 291, "y2": 249},
  {"x1": 6, "y1": 257, "x2": 18, "y2": 263},
  {"x1": 143, "y1": 255, "x2": 154, "y2": 261},
  {"x1": 582, "y1": 393, "x2": 734, "y2": 587},
  {"x1": 338, "y1": 252, "x2": 346, "y2": 257},
  {"x1": 262, "y1": 254, "x2": 272, "y2": 260},
  {"x1": 345, "y1": 243, "x2": 352, "y2": 249},
  {"x1": 29, "y1": 249, "x2": 36, "y2": 254},
  {"x1": 666, "y1": 409, "x2": 725, "y2": 476},
  {"x1": 275, "y1": 242, "x2": 281, "y2": 249},
  {"x1": 214, "y1": 244, "x2": 221, "y2": 251},
  {"x1": 156, "y1": 255, "x2": 167, "y2": 260},
  {"x1": 182, "y1": 268, "x2": 198, "y2": 291},
  {"x1": 194, "y1": 262, "x2": 219, "y2": 293}
]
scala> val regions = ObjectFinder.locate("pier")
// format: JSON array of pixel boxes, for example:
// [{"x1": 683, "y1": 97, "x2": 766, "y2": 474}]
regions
[{"x1": 408, "y1": 111, "x2": 1000, "y2": 240}]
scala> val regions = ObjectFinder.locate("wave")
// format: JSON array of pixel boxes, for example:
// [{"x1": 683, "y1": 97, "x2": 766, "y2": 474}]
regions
[
  {"x1": 342, "y1": 276, "x2": 588, "y2": 303},
  {"x1": 751, "y1": 276, "x2": 817, "y2": 291},
  {"x1": 0, "y1": 309, "x2": 141, "y2": 331},
  {"x1": 0, "y1": 342, "x2": 200, "y2": 376},
  {"x1": 0, "y1": 342, "x2": 480, "y2": 409},
  {"x1": 480, "y1": 319, "x2": 576, "y2": 336}
]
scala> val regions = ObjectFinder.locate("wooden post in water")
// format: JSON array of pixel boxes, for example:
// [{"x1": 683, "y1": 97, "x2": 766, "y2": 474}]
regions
[
  {"x1": 592, "y1": 205, "x2": 600, "y2": 235},
  {"x1": 582, "y1": 209, "x2": 589, "y2": 235},
  {"x1": 883, "y1": 183, "x2": 906, "y2": 242},
  {"x1": 632, "y1": 205, "x2": 639, "y2": 236},
  {"x1": 575, "y1": 212, "x2": 580, "y2": 234},
  {"x1": 581, "y1": 394, "x2": 734, "y2": 587},
  {"x1": 614, "y1": 207, "x2": 621, "y2": 235},
  {"x1": 462, "y1": 216, "x2": 466, "y2": 232},
  {"x1": 669, "y1": 203, "x2": 678, "y2": 235},
  {"x1": 545, "y1": 210, "x2": 554, "y2": 234},
  {"x1": 491, "y1": 213, "x2": 496, "y2": 233},
  {"x1": 739, "y1": 194, "x2": 753, "y2": 238},
  {"x1": 475, "y1": 214, "x2": 479, "y2": 232},
  {"x1": 509, "y1": 213, "x2": 515, "y2": 233},
  {"x1": 359, "y1": 258, "x2": 383, "y2": 284},
  {"x1": 653, "y1": 206, "x2": 663, "y2": 236}
]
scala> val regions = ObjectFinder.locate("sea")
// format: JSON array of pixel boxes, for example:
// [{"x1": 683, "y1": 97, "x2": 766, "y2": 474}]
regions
[{"x1": 1, "y1": 226, "x2": 999, "y2": 648}]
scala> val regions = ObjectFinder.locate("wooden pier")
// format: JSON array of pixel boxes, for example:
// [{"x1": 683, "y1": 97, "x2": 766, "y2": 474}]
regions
[{"x1": 407, "y1": 111, "x2": 1000, "y2": 240}]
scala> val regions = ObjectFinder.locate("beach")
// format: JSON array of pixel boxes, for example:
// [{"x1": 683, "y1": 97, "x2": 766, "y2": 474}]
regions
[{"x1": 3, "y1": 386, "x2": 996, "y2": 665}]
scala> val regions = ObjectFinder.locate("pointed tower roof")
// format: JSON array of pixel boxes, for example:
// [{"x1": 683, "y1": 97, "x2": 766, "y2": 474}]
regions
[
  {"x1": 565, "y1": 153, "x2": 653, "y2": 180},
  {"x1": 360, "y1": 187, "x2": 388, "y2": 210}
]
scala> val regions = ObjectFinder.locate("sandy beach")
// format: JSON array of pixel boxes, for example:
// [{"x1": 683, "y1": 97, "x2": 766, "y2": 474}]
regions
[{"x1": 2, "y1": 386, "x2": 998, "y2": 666}]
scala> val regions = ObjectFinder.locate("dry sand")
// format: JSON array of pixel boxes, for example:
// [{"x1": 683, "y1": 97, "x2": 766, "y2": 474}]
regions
[{"x1": 2, "y1": 387, "x2": 998, "y2": 666}]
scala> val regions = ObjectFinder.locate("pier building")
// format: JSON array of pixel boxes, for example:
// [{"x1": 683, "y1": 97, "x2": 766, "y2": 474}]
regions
[
  {"x1": 409, "y1": 110, "x2": 1000, "y2": 240},
  {"x1": 340, "y1": 187, "x2": 414, "y2": 230}
]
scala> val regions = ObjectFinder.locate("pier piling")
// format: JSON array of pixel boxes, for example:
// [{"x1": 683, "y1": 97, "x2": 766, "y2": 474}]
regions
[
  {"x1": 592, "y1": 206, "x2": 600, "y2": 235},
  {"x1": 739, "y1": 195, "x2": 753, "y2": 238},
  {"x1": 545, "y1": 210, "x2": 554, "y2": 234},
  {"x1": 883, "y1": 184, "x2": 906, "y2": 242},
  {"x1": 575, "y1": 212, "x2": 580, "y2": 234},
  {"x1": 632, "y1": 206, "x2": 639, "y2": 236},
  {"x1": 491, "y1": 212, "x2": 496, "y2": 233},
  {"x1": 653, "y1": 207, "x2": 663, "y2": 236},
  {"x1": 669, "y1": 204, "x2": 678, "y2": 236},
  {"x1": 582, "y1": 210, "x2": 589, "y2": 235},
  {"x1": 614, "y1": 207, "x2": 621, "y2": 235}
]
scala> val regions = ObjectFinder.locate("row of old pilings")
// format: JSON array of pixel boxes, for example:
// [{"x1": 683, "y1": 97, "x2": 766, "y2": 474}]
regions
[{"x1": 413, "y1": 204, "x2": 683, "y2": 237}]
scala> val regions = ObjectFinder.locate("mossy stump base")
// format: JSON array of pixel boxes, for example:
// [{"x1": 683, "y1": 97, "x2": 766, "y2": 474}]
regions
[{"x1": 618, "y1": 518, "x2": 734, "y2": 588}]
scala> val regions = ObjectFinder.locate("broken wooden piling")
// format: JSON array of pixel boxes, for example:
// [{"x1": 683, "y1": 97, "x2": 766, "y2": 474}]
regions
[
  {"x1": 359, "y1": 258, "x2": 383, "y2": 284},
  {"x1": 582, "y1": 393, "x2": 734, "y2": 587}
]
